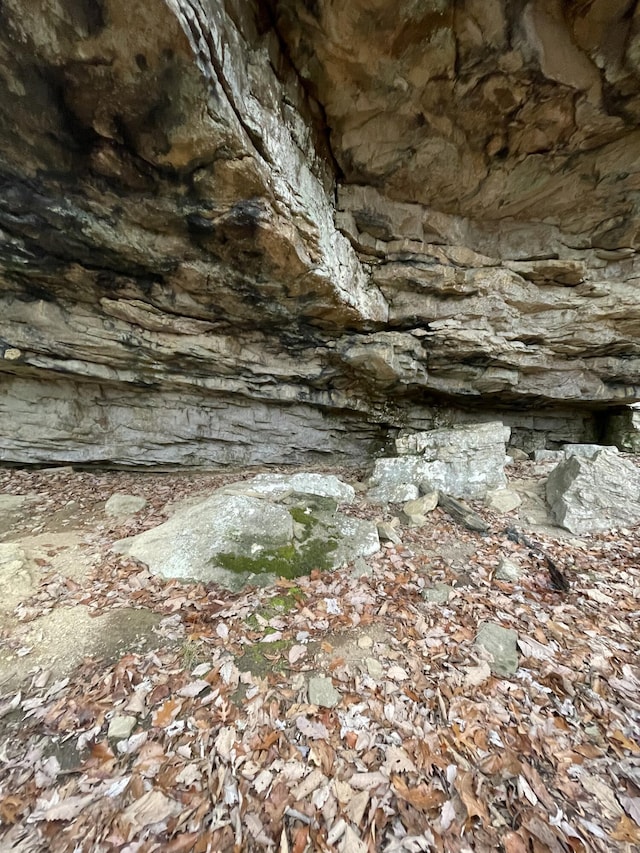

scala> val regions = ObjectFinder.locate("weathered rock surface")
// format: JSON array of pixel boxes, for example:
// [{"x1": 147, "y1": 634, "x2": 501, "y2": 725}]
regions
[
  {"x1": 546, "y1": 450, "x2": 640, "y2": 534},
  {"x1": 562, "y1": 444, "x2": 618, "y2": 460},
  {"x1": 495, "y1": 558, "x2": 522, "y2": 583},
  {"x1": 605, "y1": 406, "x2": 640, "y2": 454},
  {"x1": 422, "y1": 584, "x2": 454, "y2": 605},
  {"x1": 231, "y1": 473, "x2": 355, "y2": 503},
  {"x1": 1, "y1": 2, "x2": 640, "y2": 466},
  {"x1": 113, "y1": 476, "x2": 379, "y2": 589},
  {"x1": 368, "y1": 423, "x2": 509, "y2": 502}
]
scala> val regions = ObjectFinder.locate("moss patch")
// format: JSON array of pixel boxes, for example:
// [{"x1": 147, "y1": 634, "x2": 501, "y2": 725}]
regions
[
  {"x1": 236, "y1": 638, "x2": 293, "y2": 678},
  {"x1": 289, "y1": 506, "x2": 316, "y2": 527},
  {"x1": 244, "y1": 588, "x2": 305, "y2": 630},
  {"x1": 215, "y1": 536, "x2": 337, "y2": 580}
]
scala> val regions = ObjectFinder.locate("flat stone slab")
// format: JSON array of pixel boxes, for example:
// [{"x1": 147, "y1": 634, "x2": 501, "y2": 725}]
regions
[
  {"x1": 495, "y1": 557, "x2": 522, "y2": 583},
  {"x1": 422, "y1": 583, "x2": 454, "y2": 605},
  {"x1": 486, "y1": 488, "x2": 521, "y2": 513},
  {"x1": 0, "y1": 494, "x2": 32, "y2": 512},
  {"x1": 0, "y1": 543, "x2": 36, "y2": 613},
  {"x1": 239, "y1": 473, "x2": 355, "y2": 503}
]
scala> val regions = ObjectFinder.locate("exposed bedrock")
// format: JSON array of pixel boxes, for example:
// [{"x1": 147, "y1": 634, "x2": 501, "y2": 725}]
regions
[{"x1": 1, "y1": 1, "x2": 639, "y2": 466}]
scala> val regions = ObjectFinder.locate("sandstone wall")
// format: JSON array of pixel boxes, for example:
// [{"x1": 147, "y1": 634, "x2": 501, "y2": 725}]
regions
[{"x1": 1, "y1": 1, "x2": 638, "y2": 466}]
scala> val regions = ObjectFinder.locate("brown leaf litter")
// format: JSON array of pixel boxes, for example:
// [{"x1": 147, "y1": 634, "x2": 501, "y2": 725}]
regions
[{"x1": 0, "y1": 464, "x2": 639, "y2": 852}]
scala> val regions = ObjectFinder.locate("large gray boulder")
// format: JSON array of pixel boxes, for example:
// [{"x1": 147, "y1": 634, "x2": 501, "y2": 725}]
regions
[
  {"x1": 368, "y1": 422, "x2": 510, "y2": 503},
  {"x1": 113, "y1": 480, "x2": 378, "y2": 590},
  {"x1": 546, "y1": 450, "x2": 640, "y2": 535}
]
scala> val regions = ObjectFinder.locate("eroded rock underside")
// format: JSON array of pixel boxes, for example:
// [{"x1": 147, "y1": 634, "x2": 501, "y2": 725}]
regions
[{"x1": 2, "y1": 0, "x2": 640, "y2": 466}]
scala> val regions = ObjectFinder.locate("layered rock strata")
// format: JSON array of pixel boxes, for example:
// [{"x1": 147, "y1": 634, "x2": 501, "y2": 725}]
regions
[{"x1": 1, "y1": 1, "x2": 639, "y2": 466}]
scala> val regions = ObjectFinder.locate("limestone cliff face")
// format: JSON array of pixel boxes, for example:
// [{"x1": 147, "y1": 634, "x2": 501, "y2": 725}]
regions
[{"x1": 0, "y1": 0, "x2": 639, "y2": 465}]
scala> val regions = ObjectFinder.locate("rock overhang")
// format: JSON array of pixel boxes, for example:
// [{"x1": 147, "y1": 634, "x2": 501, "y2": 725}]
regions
[{"x1": 1, "y1": 0, "x2": 640, "y2": 467}]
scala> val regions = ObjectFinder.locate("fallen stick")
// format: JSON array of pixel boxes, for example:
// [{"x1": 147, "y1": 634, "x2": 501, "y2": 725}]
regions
[
  {"x1": 504, "y1": 525, "x2": 570, "y2": 592},
  {"x1": 438, "y1": 493, "x2": 489, "y2": 534}
]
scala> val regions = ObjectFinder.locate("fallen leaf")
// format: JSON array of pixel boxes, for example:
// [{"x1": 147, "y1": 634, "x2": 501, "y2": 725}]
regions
[
  {"x1": 291, "y1": 769, "x2": 327, "y2": 801},
  {"x1": 122, "y1": 789, "x2": 178, "y2": 831},
  {"x1": 384, "y1": 746, "x2": 418, "y2": 774},
  {"x1": 392, "y1": 776, "x2": 445, "y2": 812},
  {"x1": 214, "y1": 726, "x2": 237, "y2": 762},
  {"x1": 620, "y1": 795, "x2": 640, "y2": 826},
  {"x1": 612, "y1": 814, "x2": 640, "y2": 843},
  {"x1": 463, "y1": 662, "x2": 491, "y2": 687},
  {"x1": 0, "y1": 795, "x2": 27, "y2": 824},
  {"x1": 288, "y1": 644, "x2": 307, "y2": 665},
  {"x1": 501, "y1": 830, "x2": 530, "y2": 853},
  {"x1": 152, "y1": 697, "x2": 182, "y2": 728},
  {"x1": 387, "y1": 665, "x2": 409, "y2": 681},
  {"x1": 344, "y1": 789, "x2": 369, "y2": 826},
  {"x1": 296, "y1": 716, "x2": 329, "y2": 740},
  {"x1": 30, "y1": 794, "x2": 96, "y2": 822},
  {"x1": 440, "y1": 798, "x2": 456, "y2": 831},
  {"x1": 177, "y1": 679, "x2": 210, "y2": 698},
  {"x1": 339, "y1": 825, "x2": 367, "y2": 853},
  {"x1": 454, "y1": 771, "x2": 489, "y2": 824}
]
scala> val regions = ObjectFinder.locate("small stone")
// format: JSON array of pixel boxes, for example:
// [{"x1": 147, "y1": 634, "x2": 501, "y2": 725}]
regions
[
  {"x1": 421, "y1": 583, "x2": 453, "y2": 604},
  {"x1": 105, "y1": 494, "x2": 148, "y2": 517},
  {"x1": 486, "y1": 489, "x2": 521, "y2": 513},
  {"x1": 476, "y1": 622, "x2": 519, "y2": 677},
  {"x1": 495, "y1": 557, "x2": 521, "y2": 582},
  {"x1": 351, "y1": 557, "x2": 373, "y2": 578},
  {"x1": 365, "y1": 657, "x2": 383, "y2": 679},
  {"x1": 400, "y1": 510, "x2": 426, "y2": 527},
  {"x1": 376, "y1": 521, "x2": 402, "y2": 544},
  {"x1": 507, "y1": 448, "x2": 529, "y2": 462},
  {"x1": 308, "y1": 676, "x2": 341, "y2": 708},
  {"x1": 404, "y1": 493, "x2": 438, "y2": 516},
  {"x1": 107, "y1": 714, "x2": 137, "y2": 740},
  {"x1": 357, "y1": 635, "x2": 373, "y2": 649},
  {"x1": 3, "y1": 347, "x2": 21, "y2": 360},
  {"x1": 402, "y1": 491, "x2": 438, "y2": 526}
]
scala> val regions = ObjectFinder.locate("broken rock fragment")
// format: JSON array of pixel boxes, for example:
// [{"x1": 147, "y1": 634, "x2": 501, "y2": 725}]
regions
[
  {"x1": 546, "y1": 449, "x2": 640, "y2": 535},
  {"x1": 368, "y1": 423, "x2": 509, "y2": 503}
]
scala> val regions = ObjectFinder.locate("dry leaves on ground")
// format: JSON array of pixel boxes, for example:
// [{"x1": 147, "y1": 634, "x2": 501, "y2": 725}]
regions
[{"x1": 0, "y1": 465, "x2": 639, "y2": 851}]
